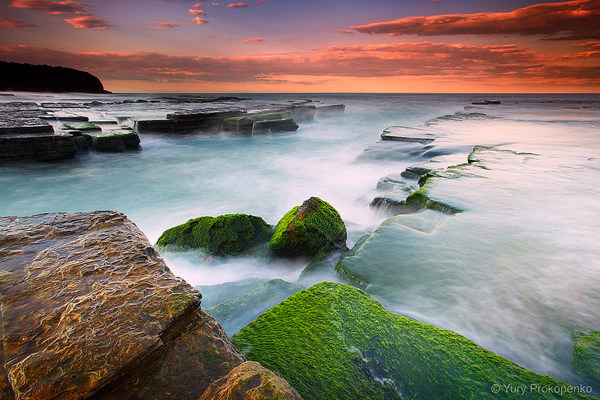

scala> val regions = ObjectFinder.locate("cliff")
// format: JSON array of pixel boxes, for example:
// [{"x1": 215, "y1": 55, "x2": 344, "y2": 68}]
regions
[{"x1": 0, "y1": 61, "x2": 109, "y2": 94}]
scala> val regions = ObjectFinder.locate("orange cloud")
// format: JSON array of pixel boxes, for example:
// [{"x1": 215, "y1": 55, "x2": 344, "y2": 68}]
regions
[
  {"x1": 188, "y1": 8, "x2": 204, "y2": 15},
  {"x1": 0, "y1": 42, "x2": 597, "y2": 88},
  {"x1": 193, "y1": 17, "x2": 208, "y2": 24},
  {"x1": 151, "y1": 21, "x2": 182, "y2": 30},
  {"x1": 0, "y1": 16, "x2": 35, "y2": 29},
  {"x1": 335, "y1": 29, "x2": 354, "y2": 34},
  {"x1": 226, "y1": 2, "x2": 249, "y2": 8},
  {"x1": 9, "y1": 0, "x2": 86, "y2": 14},
  {"x1": 244, "y1": 37, "x2": 264, "y2": 42},
  {"x1": 64, "y1": 15, "x2": 112, "y2": 29},
  {"x1": 351, "y1": 0, "x2": 600, "y2": 40}
]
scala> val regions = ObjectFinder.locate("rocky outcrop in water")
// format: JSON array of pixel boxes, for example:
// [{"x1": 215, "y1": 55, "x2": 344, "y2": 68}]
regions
[
  {"x1": 269, "y1": 197, "x2": 347, "y2": 258},
  {"x1": 156, "y1": 214, "x2": 273, "y2": 256},
  {"x1": 0, "y1": 61, "x2": 109, "y2": 94},
  {"x1": 232, "y1": 282, "x2": 595, "y2": 400},
  {"x1": 0, "y1": 103, "x2": 141, "y2": 161},
  {"x1": 0, "y1": 211, "x2": 298, "y2": 400}
]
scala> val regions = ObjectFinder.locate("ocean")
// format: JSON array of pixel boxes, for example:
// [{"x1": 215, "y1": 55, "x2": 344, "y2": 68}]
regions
[{"x1": 1, "y1": 92, "x2": 599, "y2": 385}]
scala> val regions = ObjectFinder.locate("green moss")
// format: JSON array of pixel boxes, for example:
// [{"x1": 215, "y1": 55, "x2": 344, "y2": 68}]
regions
[
  {"x1": 232, "y1": 282, "x2": 596, "y2": 400},
  {"x1": 156, "y1": 214, "x2": 273, "y2": 256},
  {"x1": 573, "y1": 330, "x2": 600, "y2": 386},
  {"x1": 269, "y1": 197, "x2": 347, "y2": 258}
]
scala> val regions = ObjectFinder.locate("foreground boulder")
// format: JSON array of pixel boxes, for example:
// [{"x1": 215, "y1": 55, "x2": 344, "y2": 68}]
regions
[
  {"x1": 573, "y1": 330, "x2": 600, "y2": 386},
  {"x1": 269, "y1": 197, "x2": 346, "y2": 258},
  {"x1": 156, "y1": 213, "x2": 273, "y2": 256},
  {"x1": 199, "y1": 361, "x2": 303, "y2": 400},
  {"x1": 0, "y1": 211, "x2": 298, "y2": 400},
  {"x1": 232, "y1": 282, "x2": 595, "y2": 400}
]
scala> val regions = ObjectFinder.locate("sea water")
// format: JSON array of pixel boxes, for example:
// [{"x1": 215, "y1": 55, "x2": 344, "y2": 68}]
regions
[{"x1": 1, "y1": 92, "x2": 599, "y2": 384}]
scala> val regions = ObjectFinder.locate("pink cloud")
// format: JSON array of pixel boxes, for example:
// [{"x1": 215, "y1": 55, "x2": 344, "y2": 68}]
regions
[
  {"x1": 335, "y1": 29, "x2": 354, "y2": 34},
  {"x1": 188, "y1": 8, "x2": 204, "y2": 15},
  {"x1": 0, "y1": 16, "x2": 35, "y2": 29},
  {"x1": 9, "y1": 0, "x2": 86, "y2": 14},
  {"x1": 64, "y1": 15, "x2": 112, "y2": 29},
  {"x1": 151, "y1": 21, "x2": 182, "y2": 30},
  {"x1": 351, "y1": 0, "x2": 600, "y2": 40},
  {"x1": 193, "y1": 16, "x2": 208, "y2": 24},
  {"x1": 243, "y1": 37, "x2": 264, "y2": 42},
  {"x1": 226, "y1": 2, "x2": 249, "y2": 8}
]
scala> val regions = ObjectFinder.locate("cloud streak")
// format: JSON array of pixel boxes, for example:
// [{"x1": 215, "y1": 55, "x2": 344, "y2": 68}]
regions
[
  {"x1": 226, "y1": 2, "x2": 249, "y2": 8},
  {"x1": 351, "y1": 0, "x2": 600, "y2": 40},
  {"x1": 243, "y1": 37, "x2": 264, "y2": 42},
  {"x1": 0, "y1": 16, "x2": 35, "y2": 29},
  {"x1": 0, "y1": 42, "x2": 597, "y2": 88},
  {"x1": 64, "y1": 15, "x2": 112, "y2": 29},
  {"x1": 9, "y1": 0, "x2": 87, "y2": 14}
]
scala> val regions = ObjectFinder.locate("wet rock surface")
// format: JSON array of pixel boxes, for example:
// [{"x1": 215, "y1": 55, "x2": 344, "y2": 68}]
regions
[
  {"x1": 199, "y1": 361, "x2": 303, "y2": 400},
  {"x1": 0, "y1": 211, "x2": 294, "y2": 400},
  {"x1": 232, "y1": 282, "x2": 593, "y2": 400},
  {"x1": 573, "y1": 330, "x2": 600, "y2": 387},
  {"x1": 381, "y1": 126, "x2": 437, "y2": 143},
  {"x1": 269, "y1": 197, "x2": 347, "y2": 258}
]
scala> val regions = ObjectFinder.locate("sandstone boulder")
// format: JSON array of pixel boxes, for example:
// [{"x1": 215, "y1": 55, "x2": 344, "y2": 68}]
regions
[{"x1": 0, "y1": 211, "x2": 298, "y2": 400}]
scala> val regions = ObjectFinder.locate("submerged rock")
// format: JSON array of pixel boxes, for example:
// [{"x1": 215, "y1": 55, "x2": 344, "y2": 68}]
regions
[
  {"x1": 401, "y1": 166, "x2": 432, "y2": 180},
  {"x1": 232, "y1": 282, "x2": 594, "y2": 400},
  {"x1": 381, "y1": 126, "x2": 437, "y2": 143},
  {"x1": 376, "y1": 173, "x2": 406, "y2": 191},
  {"x1": 199, "y1": 361, "x2": 303, "y2": 400},
  {"x1": 207, "y1": 279, "x2": 304, "y2": 336},
  {"x1": 315, "y1": 104, "x2": 345, "y2": 117},
  {"x1": 0, "y1": 211, "x2": 248, "y2": 399},
  {"x1": 269, "y1": 197, "x2": 347, "y2": 258},
  {"x1": 572, "y1": 330, "x2": 600, "y2": 386},
  {"x1": 156, "y1": 214, "x2": 273, "y2": 256}
]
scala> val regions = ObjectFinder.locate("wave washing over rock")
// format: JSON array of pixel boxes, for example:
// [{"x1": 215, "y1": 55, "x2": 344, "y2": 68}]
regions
[{"x1": 1, "y1": 92, "x2": 600, "y2": 399}]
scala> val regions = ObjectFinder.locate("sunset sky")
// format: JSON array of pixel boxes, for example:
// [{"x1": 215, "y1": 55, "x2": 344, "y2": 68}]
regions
[{"x1": 0, "y1": 0, "x2": 599, "y2": 93}]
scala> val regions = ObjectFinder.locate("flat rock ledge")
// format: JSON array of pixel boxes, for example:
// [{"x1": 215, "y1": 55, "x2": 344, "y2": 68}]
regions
[{"x1": 0, "y1": 211, "x2": 299, "y2": 400}]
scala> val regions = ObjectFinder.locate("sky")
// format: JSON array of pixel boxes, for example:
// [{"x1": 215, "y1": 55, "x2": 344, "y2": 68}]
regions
[{"x1": 0, "y1": 0, "x2": 599, "y2": 93}]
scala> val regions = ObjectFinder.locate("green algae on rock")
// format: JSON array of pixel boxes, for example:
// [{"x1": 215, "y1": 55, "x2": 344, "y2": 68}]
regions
[
  {"x1": 232, "y1": 282, "x2": 596, "y2": 400},
  {"x1": 269, "y1": 197, "x2": 347, "y2": 258},
  {"x1": 156, "y1": 213, "x2": 273, "y2": 256},
  {"x1": 573, "y1": 330, "x2": 600, "y2": 386}
]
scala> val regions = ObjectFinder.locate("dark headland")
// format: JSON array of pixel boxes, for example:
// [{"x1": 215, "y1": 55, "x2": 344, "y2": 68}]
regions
[{"x1": 0, "y1": 60, "x2": 110, "y2": 94}]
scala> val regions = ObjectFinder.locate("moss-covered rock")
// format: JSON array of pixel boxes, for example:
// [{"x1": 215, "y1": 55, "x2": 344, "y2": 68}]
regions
[
  {"x1": 232, "y1": 282, "x2": 596, "y2": 400},
  {"x1": 269, "y1": 197, "x2": 347, "y2": 258},
  {"x1": 156, "y1": 214, "x2": 273, "y2": 256},
  {"x1": 90, "y1": 126, "x2": 141, "y2": 152},
  {"x1": 573, "y1": 330, "x2": 600, "y2": 386}
]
